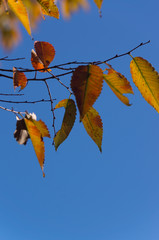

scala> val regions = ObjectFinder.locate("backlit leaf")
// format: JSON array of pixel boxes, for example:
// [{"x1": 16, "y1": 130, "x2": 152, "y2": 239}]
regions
[
  {"x1": 31, "y1": 49, "x2": 51, "y2": 72},
  {"x1": 54, "y1": 99, "x2": 76, "y2": 150},
  {"x1": 24, "y1": 118, "x2": 50, "y2": 177},
  {"x1": 130, "y1": 57, "x2": 159, "y2": 112},
  {"x1": 13, "y1": 67, "x2": 27, "y2": 90},
  {"x1": 8, "y1": 0, "x2": 31, "y2": 35},
  {"x1": 94, "y1": 0, "x2": 103, "y2": 10},
  {"x1": 32, "y1": 119, "x2": 50, "y2": 138},
  {"x1": 24, "y1": 118, "x2": 45, "y2": 177},
  {"x1": 104, "y1": 68, "x2": 133, "y2": 106},
  {"x1": 34, "y1": 41, "x2": 55, "y2": 69},
  {"x1": 61, "y1": 0, "x2": 89, "y2": 18},
  {"x1": 71, "y1": 65, "x2": 103, "y2": 121},
  {"x1": 82, "y1": 107, "x2": 103, "y2": 152},
  {"x1": 37, "y1": 0, "x2": 59, "y2": 19}
]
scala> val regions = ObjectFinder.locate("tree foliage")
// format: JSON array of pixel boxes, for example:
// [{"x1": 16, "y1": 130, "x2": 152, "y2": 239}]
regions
[{"x1": 0, "y1": 1, "x2": 157, "y2": 177}]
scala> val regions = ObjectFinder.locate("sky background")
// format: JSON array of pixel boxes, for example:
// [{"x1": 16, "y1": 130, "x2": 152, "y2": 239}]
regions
[{"x1": 0, "y1": 0, "x2": 159, "y2": 239}]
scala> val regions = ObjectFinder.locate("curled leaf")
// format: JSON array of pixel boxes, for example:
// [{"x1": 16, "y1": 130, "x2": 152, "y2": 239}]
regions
[
  {"x1": 104, "y1": 68, "x2": 133, "y2": 106},
  {"x1": 82, "y1": 107, "x2": 103, "y2": 152},
  {"x1": 54, "y1": 99, "x2": 76, "y2": 150},
  {"x1": 13, "y1": 67, "x2": 27, "y2": 90},
  {"x1": 71, "y1": 65, "x2": 103, "y2": 121},
  {"x1": 32, "y1": 41, "x2": 55, "y2": 70},
  {"x1": 130, "y1": 57, "x2": 159, "y2": 112}
]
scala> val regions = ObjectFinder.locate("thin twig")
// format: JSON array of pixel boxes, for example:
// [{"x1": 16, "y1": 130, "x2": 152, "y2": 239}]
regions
[
  {"x1": 44, "y1": 80, "x2": 56, "y2": 142},
  {"x1": 47, "y1": 70, "x2": 72, "y2": 94},
  {"x1": 0, "y1": 105, "x2": 25, "y2": 115},
  {"x1": 0, "y1": 99, "x2": 52, "y2": 104},
  {"x1": 0, "y1": 93, "x2": 24, "y2": 96}
]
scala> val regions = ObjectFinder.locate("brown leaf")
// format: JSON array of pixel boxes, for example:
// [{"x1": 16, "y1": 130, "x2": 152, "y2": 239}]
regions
[
  {"x1": 71, "y1": 65, "x2": 103, "y2": 120},
  {"x1": 13, "y1": 67, "x2": 27, "y2": 90},
  {"x1": 34, "y1": 41, "x2": 55, "y2": 69}
]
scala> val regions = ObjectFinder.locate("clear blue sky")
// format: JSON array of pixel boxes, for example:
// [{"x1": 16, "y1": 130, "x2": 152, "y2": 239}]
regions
[{"x1": 0, "y1": 0, "x2": 159, "y2": 239}]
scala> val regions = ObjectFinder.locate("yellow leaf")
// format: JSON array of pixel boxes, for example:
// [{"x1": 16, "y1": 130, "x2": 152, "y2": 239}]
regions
[
  {"x1": 32, "y1": 119, "x2": 50, "y2": 138},
  {"x1": 24, "y1": 119, "x2": 45, "y2": 177},
  {"x1": 61, "y1": 0, "x2": 89, "y2": 18},
  {"x1": 104, "y1": 68, "x2": 133, "y2": 106},
  {"x1": 34, "y1": 41, "x2": 55, "y2": 69},
  {"x1": 94, "y1": 0, "x2": 103, "y2": 10},
  {"x1": 8, "y1": 0, "x2": 31, "y2": 35},
  {"x1": 37, "y1": 0, "x2": 59, "y2": 19},
  {"x1": 130, "y1": 57, "x2": 159, "y2": 112},
  {"x1": 71, "y1": 65, "x2": 103, "y2": 121},
  {"x1": 82, "y1": 107, "x2": 103, "y2": 152},
  {"x1": 54, "y1": 99, "x2": 76, "y2": 150},
  {"x1": 13, "y1": 67, "x2": 27, "y2": 90}
]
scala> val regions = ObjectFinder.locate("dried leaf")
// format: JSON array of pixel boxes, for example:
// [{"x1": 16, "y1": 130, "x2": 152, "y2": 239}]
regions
[
  {"x1": 71, "y1": 65, "x2": 103, "y2": 121},
  {"x1": 94, "y1": 0, "x2": 103, "y2": 10},
  {"x1": 130, "y1": 57, "x2": 159, "y2": 112},
  {"x1": 24, "y1": 118, "x2": 48, "y2": 177},
  {"x1": 8, "y1": 0, "x2": 31, "y2": 35},
  {"x1": 61, "y1": 0, "x2": 89, "y2": 18},
  {"x1": 31, "y1": 49, "x2": 51, "y2": 72},
  {"x1": 104, "y1": 68, "x2": 133, "y2": 106},
  {"x1": 54, "y1": 99, "x2": 76, "y2": 150},
  {"x1": 37, "y1": 0, "x2": 59, "y2": 19},
  {"x1": 13, "y1": 67, "x2": 27, "y2": 90},
  {"x1": 82, "y1": 107, "x2": 103, "y2": 152},
  {"x1": 34, "y1": 41, "x2": 55, "y2": 69}
]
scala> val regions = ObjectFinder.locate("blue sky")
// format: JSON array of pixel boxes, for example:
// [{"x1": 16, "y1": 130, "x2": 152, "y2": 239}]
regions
[{"x1": 0, "y1": 0, "x2": 159, "y2": 239}]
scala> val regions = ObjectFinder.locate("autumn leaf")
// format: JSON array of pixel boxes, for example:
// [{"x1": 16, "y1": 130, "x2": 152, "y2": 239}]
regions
[
  {"x1": 8, "y1": 0, "x2": 31, "y2": 35},
  {"x1": 32, "y1": 119, "x2": 50, "y2": 138},
  {"x1": 37, "y1": 0, "x2": 59, "y2": 19},
  {"x1": 130, "y1": 57, "x2": 159, "y2": 113},
  {"x1": 31, "y1": 49, "x2": 51, "y2": 72},
  {"x1": 61, "y1": 0, "x2": 89, "y2": 18},
  {"x1": 54, "y1": 99, "x2": 76, "y2": 150},
  {"x1": 103, "y1": 68, "x2": 133, "y2": 106},
  {"x1": 32, "y1": 41, "x2": 55, "y2": 71},
  {"x1": 13, "y1": 67, "x2": 27, "y2": 91},
  {"x1": 24, "y1": 118, "x2": 50, "y2": 177},
  {"x1": 71, "y1": 65, "x2": 103, "y2": 121},
  {"x1": 94, "y1": 0, "x2": 103, "y2": 10},
  {"x1": 82, "y1": 107, "x2": 103, "y2": 152}
]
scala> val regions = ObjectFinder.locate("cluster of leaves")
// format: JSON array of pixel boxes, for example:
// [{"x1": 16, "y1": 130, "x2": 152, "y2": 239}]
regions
[
  {"x1": 7, "y1": 40, "x2": 159, "y2": 176},
  {"x1": 0, "y1": 0, "x2": 103, "y2": 49}
]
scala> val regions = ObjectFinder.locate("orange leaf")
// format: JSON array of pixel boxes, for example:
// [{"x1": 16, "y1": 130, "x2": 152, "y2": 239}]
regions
[
  {"x1": 71, "y1": 65, "x2": 103, "y2": 121},
  {"x1": 104, "y1": 68, "x2": 133, "y2": 106},
  {"x1": 31, "y1": 49, "x2": 51, "y2": 72},
  {"x1": 82, "y1": 107, "x2": 103, "y2": 152},
  {"x1": 130, "y1": 57, "x2": 159, "y2": 113},
  {"x1": 13, "y1": 67, "x2": 27, "y2": 90},
  {"x1": 94, "y1": 0, "x2": 103, "y2": 10},
  {"x1": 34, "y1": 41, "x2": 55, "y2": 69},
  {"x1": 24, "y1": 118, "x2": 45, "y2": 177},
  {"x1": 54, "y1": 99, "x2": 76, "y2": 150}
]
